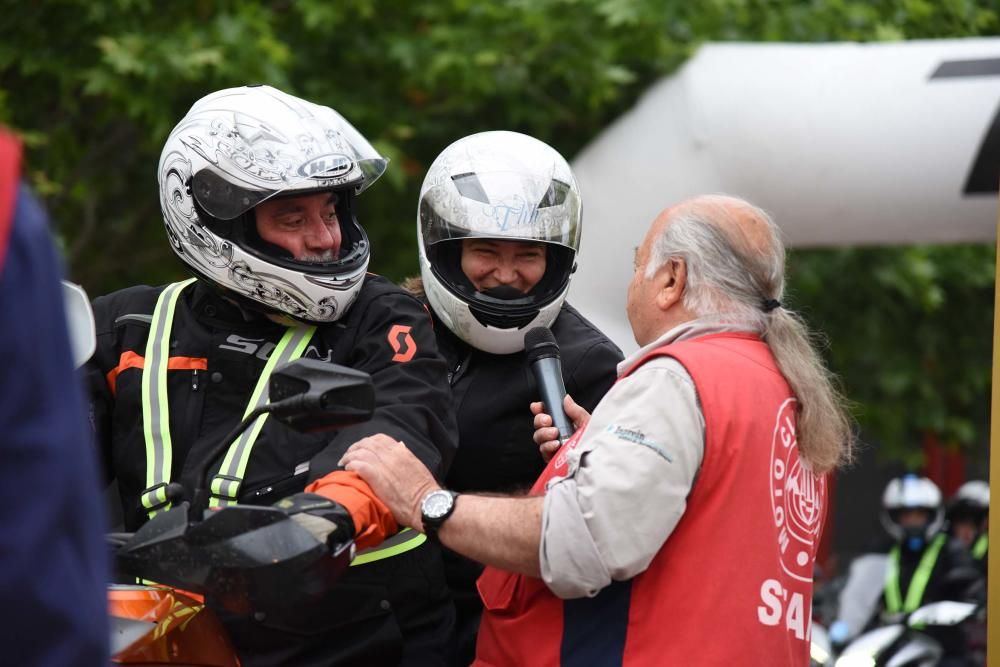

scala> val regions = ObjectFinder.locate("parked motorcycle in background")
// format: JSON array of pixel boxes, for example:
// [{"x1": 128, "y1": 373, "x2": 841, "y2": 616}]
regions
[{"x1": 832, "y1": 600, "x2": 983, "y2": 667}]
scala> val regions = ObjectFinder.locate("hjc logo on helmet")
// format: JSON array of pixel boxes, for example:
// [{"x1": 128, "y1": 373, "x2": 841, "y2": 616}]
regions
[{"x1": 298, "y1": 154, "x2": 354, "y2": 179}]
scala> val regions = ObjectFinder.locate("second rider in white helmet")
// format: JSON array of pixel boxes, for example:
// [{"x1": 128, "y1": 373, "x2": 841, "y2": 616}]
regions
[{"x1": 407, "y1": 130, "x2": 623, "y2": 665}]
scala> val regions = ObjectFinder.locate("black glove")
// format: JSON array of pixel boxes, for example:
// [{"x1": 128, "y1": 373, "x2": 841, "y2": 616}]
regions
[{"x1": 273, "y1": 492, "x2": 355, "y2": 548}]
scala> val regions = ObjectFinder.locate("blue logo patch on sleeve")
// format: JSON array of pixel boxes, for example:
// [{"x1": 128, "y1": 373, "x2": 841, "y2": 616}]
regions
[{"x1": 605, "y1": 424, "x2": 673, "y2": 462}]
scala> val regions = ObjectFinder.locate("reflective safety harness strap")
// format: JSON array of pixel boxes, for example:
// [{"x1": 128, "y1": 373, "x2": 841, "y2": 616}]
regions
[
  {"x1": 136, "y1": 285, "x2": 422, "y2": 566},
  {"x1": 972, "y1": 533, "x2": 988, "y2": 560},
  {"x1": 140, "y1": 278, "x2": 197, "y2": 518},
  {"x1": 351, "y1": 527, "x2": 427, "y2": 566},
  {"x1": 885, "y1": 533, "x2": 947, "y2": 614},
  {"x1": 209, "y1": 324, "x2": 316, "y2": 507}
]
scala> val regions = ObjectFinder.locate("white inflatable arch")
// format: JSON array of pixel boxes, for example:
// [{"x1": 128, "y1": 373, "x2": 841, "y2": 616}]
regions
[{"x1": 569, "y1": 38, "x2": 1000, "y2": 352}]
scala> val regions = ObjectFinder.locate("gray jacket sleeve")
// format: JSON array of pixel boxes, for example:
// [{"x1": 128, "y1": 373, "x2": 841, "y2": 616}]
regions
[{"x1": 538, "y1": 357, "x2": 705, "y2": 599}]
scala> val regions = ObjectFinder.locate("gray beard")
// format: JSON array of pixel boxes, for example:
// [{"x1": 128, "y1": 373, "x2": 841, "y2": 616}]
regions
[{"x1": 298, "y1": 250, "x2": 336, "y2": 263}]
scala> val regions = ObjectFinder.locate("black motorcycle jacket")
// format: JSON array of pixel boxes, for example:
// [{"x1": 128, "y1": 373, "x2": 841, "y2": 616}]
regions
[
  {"x1": 889, "y1": 533, "x2": 982, "y2": 609},
  {"x1": 432, "y1": 300, "x2": 622, "y2": 666},
  {"x1": 88, "y1": 275, "x2": 458, "y2": 667},
  {"x1": 437, "y1": 302, "x2": 622, "y2": 495}
]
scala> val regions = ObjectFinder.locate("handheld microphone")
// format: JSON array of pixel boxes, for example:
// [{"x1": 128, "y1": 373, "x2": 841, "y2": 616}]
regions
[{"x1": 524, "y1": 327, "x2": 574, "y2": 442}]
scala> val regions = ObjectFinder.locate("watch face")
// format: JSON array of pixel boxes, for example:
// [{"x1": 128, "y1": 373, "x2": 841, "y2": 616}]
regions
[{"x1": 423, "y1": 490, "x2": 454, "y2": 519}]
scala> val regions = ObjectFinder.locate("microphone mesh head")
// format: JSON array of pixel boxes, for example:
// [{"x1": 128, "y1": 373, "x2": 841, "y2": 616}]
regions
[{"x1": 524, "y1": 326, "x2": 559, "y2": 363}]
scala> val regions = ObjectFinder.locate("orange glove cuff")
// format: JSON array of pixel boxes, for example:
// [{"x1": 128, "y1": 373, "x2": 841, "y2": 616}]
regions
[{"x1": 305, "y1": 470, "x2": 399, "y2": 551}]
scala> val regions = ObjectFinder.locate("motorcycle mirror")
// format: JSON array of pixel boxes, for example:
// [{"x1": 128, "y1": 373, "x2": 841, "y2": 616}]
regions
[
  {"x1": 907, "y1": 600, "x2": 979, "y2": 628},
  {"x1": 62, "y1": 280, "x2": 96, "y2": 368},
  {"x1": 189, "y1": 359, "x2": 375, "y2": 517},
  {"x1": 266, "y1": 358, "x2": 375, "y2": 433}
]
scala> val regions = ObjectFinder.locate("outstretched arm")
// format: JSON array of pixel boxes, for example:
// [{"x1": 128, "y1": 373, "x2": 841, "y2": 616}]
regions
[{"x1": 341, "y1": 435, "x2": 544, "y2": 577}]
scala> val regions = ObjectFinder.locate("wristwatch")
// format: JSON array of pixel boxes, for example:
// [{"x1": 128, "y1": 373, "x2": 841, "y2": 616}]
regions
[{"x1": 420, "y1": 489, "x2": 458, "y2": 536}]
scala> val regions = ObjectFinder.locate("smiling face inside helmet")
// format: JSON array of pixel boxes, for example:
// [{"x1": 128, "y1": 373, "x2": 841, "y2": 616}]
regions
[
  {"x1": 881, "y1": 475, "x2": 944, "y2": 552},
  {"x1": 417, "y1": 131, "x2": 582, "y2": 354},
  {"x1": 158, "y1": 85, "x2": 387, "y2": 324}
]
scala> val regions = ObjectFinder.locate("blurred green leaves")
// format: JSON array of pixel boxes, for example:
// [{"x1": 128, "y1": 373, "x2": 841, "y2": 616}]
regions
[{"x1": 789, "y1": 243, "x2": 995, "y2": 462}]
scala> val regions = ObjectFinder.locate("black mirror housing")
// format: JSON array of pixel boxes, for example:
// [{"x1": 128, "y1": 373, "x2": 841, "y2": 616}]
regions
[{"x1": 267, "y1": 359, "x2": 375, "y2": 433}]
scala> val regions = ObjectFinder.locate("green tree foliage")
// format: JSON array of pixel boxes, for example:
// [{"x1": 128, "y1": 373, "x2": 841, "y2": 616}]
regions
[
  {"x1": 788, "y1": 244, "x2": 995, "y2": 467},
  {"x1": 1, "y1": 0, "x2": 997, "y2": 461}
]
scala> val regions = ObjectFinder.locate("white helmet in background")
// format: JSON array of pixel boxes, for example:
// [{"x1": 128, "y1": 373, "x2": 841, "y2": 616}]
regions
[
  {"x1": 881, "y1": 474, "x2": 944, "y2": 545},
  {"x1": 417, "y1": 131, "x2": 582, "y2": 354},
  {"x1": 158, "y1": 85, "x2": 388, "y2": 323},
  {"x1": 952, "y1": 480, "x2": 990, "y2": 508},
  {"x1": 947, "y1": 480, "x2": 989, "y2": 524}
]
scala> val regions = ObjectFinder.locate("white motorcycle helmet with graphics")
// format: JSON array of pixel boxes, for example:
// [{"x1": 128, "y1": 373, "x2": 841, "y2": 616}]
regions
[
  {"x1": 158, "y1": 84, "x2": 387, "y2": 323},
  {"x1": 417, "y1": 131, "x2": 582, "y2": 354},
  {"x1": 881, "y1": 474, "x2": 945, "y2": 549}
]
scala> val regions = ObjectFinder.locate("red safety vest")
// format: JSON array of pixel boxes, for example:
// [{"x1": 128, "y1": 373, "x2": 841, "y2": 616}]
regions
[
  {"x1": 0, "y1": 128, "x2": 22, "y2": 272},
  {"x1": 475, "y1": 332, "x2": 827, "y2": 666}
]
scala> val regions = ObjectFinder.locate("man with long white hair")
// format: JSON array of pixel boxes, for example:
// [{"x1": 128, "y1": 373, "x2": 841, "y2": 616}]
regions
[{"x1": 342, "y1": 194, "x2": 855, "y2": 666}]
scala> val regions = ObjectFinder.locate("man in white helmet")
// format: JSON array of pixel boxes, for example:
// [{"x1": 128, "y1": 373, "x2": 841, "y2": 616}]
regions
[
  {"x1": 405, "y1": 131, "x2": 622, "y2": 664},
  {"x1": 85, "y1": 85, "x2": 457, "y2": 666}
]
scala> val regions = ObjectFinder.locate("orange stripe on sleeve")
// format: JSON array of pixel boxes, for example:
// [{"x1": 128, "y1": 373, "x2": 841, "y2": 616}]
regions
[{"x1": 306, "y1": 470, "x2": 399, "y2": 551}]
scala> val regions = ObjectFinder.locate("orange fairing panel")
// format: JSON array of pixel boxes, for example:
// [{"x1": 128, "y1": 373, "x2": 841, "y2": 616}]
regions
[{"x1": 109, "y1": 585, "x2": 240, "y2": 666}]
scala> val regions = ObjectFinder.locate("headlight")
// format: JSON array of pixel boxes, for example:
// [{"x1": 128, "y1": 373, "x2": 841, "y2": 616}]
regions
[
  {"x1": 810, "y1": 641, "x2": 831, "y2": 665},
  {"x1": 834, "y1": 655, "x2": 875, "y2": 667}
]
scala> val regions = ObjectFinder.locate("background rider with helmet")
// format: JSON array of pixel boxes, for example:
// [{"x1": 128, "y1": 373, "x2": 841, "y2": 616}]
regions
[
  {"x1": 946, "y1": 479, "x2": 989, "y2": 571},
  {"x1": 86, "y1": 85, "x2": 458, "y2": 667},
  {"x1": 878, "y1": 474, "x2": 980, "y2": 617},
  {"x1": 405, "y1": 130, "x2": 622, "y2": 665},
  {"x1": 830, "y1": 474, "x2": 982, "y2": 659}
]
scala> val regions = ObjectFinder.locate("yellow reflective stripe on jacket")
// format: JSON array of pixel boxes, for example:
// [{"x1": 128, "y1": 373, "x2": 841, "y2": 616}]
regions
[
  {"x1": 209, "y1": 324, "x2": 316, "y2": 507},
  {"x1": 140, "y1": 278, "x2": 197, "y2": 517},
  {"x1": 884, "y1": 533, "x2": 946, "y2": 614},
  {"x1": 351, "y1": 528, "x2": 427, "y2": 566},
  {"x1": 138, "y1": 284, "x2": 419, "y2": 565},
  {"x1": 140, "y1": 280, "x2": 315, "y2": 515},
  {"x1": 972, "y1": 532, "x2": 988, "y2": 559}
]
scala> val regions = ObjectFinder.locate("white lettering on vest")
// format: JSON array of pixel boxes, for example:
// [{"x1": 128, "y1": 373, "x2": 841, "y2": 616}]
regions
[
  {"x1": 769, "y1": 398, "x2": 825, "y2": 583},
  {"x1": 757, "y1": 579, "x2": 782, "y2": 625},
  {"x1": 757, "y1": 579, "x2": 810, "y2": 641}
]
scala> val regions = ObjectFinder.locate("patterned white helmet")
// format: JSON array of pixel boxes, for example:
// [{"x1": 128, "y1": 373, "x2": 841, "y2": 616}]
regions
[
  {"x1": 158, "y1": 85, "x2": 387, "y2": 323},
  {"x1": 881, "y1": 474, "x2": 944, "y2": 542},
  {"x1": 417, "y1": 131, "x2": 582, "y2": 354}
]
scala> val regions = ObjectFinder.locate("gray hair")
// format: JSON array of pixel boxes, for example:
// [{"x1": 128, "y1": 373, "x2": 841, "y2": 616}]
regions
[{"x1": 648, "y1": 195, "x2": 854, "y2": 473}]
